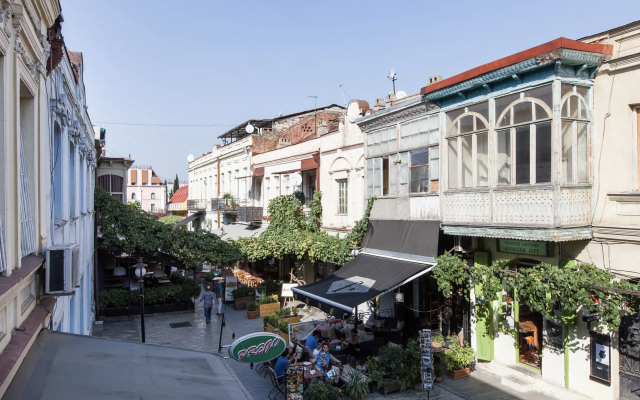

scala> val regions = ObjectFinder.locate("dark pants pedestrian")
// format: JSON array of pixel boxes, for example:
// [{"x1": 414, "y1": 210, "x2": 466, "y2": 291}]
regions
[{"x1": 204, "y1": 307, "x2": 212, "y2": 322}]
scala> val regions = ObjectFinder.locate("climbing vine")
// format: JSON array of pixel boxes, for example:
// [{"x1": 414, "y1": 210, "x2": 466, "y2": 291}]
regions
[
  {"x1": 96, "y1": 188, "x2": 240, "y2": 268},
  {"x1": 432, "y1": 251, "x2": 640, "y2": 331}
]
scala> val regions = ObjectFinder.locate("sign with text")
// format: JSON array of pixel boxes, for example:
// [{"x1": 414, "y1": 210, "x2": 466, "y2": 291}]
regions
[
  {"x1": 228, "y1": 332, "x2": 286, "y2": 363},
  {"x1": 224, "y1": 276, "x2": 237, "y2": 302},
  {"x1": 281, "y1": 283, "x2": 298, "y2": 298},
  {"x1": 498, "y1": 239, "x2": 550, "y2": 257}
]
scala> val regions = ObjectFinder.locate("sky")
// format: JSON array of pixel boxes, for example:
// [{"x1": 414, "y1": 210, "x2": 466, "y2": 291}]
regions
[{"x1": 61, "y1": 0, "x2": 636, "y2": 183}]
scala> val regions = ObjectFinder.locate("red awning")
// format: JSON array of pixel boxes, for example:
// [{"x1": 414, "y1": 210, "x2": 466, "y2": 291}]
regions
[{"x1": 253, "y1": 167, "x2": 264, "y2": 176}]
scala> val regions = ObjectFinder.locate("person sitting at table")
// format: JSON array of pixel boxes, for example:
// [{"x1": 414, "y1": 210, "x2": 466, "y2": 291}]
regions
[
  {"x1": 274, "y1": 347, "x2": 298, "y2": 382},
  {"x1": 315, "y1": 342, "x2": 332, "y2": 376},
  {"x1": 345, "y1": 328, "x2": 361, "y2": 362},
  {"x1": 305, "y1": 331, "x2": 321, "y2": 352}
]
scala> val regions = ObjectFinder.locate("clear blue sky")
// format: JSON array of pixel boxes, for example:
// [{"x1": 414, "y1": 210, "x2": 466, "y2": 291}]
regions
[{"x1": 61, "y1": 0, "x2": 635, "y2": 182}]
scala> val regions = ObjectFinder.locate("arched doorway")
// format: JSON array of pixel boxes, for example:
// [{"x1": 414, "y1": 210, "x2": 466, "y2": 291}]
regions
[{"x1": 505, "y1": 258, "x2": 544, "y2": 370}]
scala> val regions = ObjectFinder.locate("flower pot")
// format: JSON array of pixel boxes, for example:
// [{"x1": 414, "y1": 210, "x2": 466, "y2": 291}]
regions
[
  {"x1": 381, "y1": 379, "x2": 403, "y2": 396},
  {"x1": 258, "y1": 302, "x2": 280, "y2": 317},
  {"x1": 434, "y1": 376, "x2": 442, "y2": 383},
  {"x1": 447, "y1": 367, "x2": 470, "y2": 380},
  {"x1": 247, "y1": 310, "x2": 257, "y2": 319},
  {"x1": 224, "y1": 205, "x2": 230, "y2": 211},
  {"x1": 432, "y1": 342, "x2": 443, "y2": 349}
]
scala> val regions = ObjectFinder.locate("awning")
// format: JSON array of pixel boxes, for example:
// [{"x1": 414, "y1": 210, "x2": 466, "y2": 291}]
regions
[
  {"x1": 362, "y1": 220, "x2": 440, "y2": 258},
  {"x1": 3, "y1": 330, "x2": 251, "y2": 400},
  {"x1": 174, "y1": 211, "x2": 203, "y2": 227},
  {"x1": 292, "y1": 253, "x2": 435, "y2": 316}
]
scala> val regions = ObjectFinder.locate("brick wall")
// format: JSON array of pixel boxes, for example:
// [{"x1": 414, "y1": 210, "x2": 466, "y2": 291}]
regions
[{"x1": 252, "y1": 108, "x2": 343, "y2": 155}]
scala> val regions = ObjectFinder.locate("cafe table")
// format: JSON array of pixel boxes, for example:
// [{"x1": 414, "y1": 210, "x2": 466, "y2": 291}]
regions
[{"x1": 292, "y1": 363, "x2": 326, "y2": 386}]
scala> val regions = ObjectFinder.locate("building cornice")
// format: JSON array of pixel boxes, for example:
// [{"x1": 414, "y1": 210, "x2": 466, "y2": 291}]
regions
[{"x1": 356, "y1": 99, "x2": 439, "y2": 132}]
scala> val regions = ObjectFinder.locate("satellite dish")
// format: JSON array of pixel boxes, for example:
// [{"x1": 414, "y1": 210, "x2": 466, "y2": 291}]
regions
[
  {"x1": 187, "y1": 154, "x2": 194, "y2": 162},
  {"x1": 396, "y1": 91, "x2": 407, "y2": 99},
  {"x1": 245, "y1": 123, "x2": 255, "y2": 134},
  {"x1": 289, "y1": 173, "x2": 302, "y2": 186}
]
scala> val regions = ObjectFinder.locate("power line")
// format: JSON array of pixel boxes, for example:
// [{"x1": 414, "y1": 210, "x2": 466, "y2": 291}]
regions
[{"x1": 93, "y1": 122, "x2": 236, "y2": 127}]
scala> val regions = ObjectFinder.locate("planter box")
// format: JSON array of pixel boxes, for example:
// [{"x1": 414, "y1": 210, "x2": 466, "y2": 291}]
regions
[
  {"x1": 101, "y1": 301, "x2": 194, "y2": 318},
  {"x1": 234, "y1": 295, "x2": 254, "y2": 310},
  {"x1": 381, "y1": 379, "x2": 403, "y2": 396},
  {"x1": 447, "y1": 367, "x2": 470, "y2": 380},
  {"x1": 258, "y1": 302, "x2": 280, "y2": 317},
  {"x1": 282, "y1": 315, "x2": 301, "y2": 325},
  {"x1": 266, "y1": 323, "x2": 289, "y2": 343}
]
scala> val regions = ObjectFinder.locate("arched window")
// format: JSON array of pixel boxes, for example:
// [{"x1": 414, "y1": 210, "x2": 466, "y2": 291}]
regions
[
  {"x1": 494, "y1": 85, "x2": 553, "y2": 186},
  {"x1": 131, "y1": 192, "x2": 136, "y2": 200},
  {"x1": 151, "y1": 193, "x2": 156, "y2": 200},
  {"x1": 560, "y1": 84, "x2": 590, "y2": 183},
  {"x1": 446, "y1": 102, "x2": 490, "y2": 188}
]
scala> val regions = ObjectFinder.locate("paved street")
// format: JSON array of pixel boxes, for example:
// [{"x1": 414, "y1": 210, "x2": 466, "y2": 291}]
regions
[{"x1": 95, "y1": 286, "x2": 555, "y2": 400}]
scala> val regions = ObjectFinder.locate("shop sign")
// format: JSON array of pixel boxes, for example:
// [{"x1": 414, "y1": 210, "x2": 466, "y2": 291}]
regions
[
  {"x1": 498, "y1": 239, "x2": 550, "y2": 257},
  {"x1": 229, "y1": 332, "x2": 286, "y2": 363},
  {"x1": 224, "y1": 276, "x2": 237, "y2": 302},
  {"x1": 281, "y1": 283, "x2": 298, "y2": 298}
]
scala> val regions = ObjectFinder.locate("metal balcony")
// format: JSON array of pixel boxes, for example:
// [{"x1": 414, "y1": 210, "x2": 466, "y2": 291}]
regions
[
  {"x1": 187, "y1": 199, "x2": 208, "y2": 211},
  {"x1": 211, "y1": 198, "x2": 240, "y2": 213},
  {"x1": 238, "y1": 206, "x2": 263, "y2": 222}
]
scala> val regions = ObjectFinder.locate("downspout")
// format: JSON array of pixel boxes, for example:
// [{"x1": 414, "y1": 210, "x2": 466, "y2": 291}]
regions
[{"x1": 217, "y1": 156, "x2": 220, "y2": 229}]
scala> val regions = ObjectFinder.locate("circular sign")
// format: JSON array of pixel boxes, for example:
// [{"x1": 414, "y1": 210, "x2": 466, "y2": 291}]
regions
[{"x1": 228, "y1": 332, "x2": 286, "y2": 363}]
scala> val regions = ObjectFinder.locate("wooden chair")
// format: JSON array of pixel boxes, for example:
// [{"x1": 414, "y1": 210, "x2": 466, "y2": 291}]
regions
[{"x1": 267, "y1": 367, "x2": 285, "y2": 400}]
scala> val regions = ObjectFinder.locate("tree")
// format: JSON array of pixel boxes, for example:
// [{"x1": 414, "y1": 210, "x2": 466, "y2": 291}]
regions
[
  {"x1": 164, "y1": 179, "x2": 168, "y2": 202},
  {"x1": 172, "y1": 174, "x2": 180, "y2": 196}
]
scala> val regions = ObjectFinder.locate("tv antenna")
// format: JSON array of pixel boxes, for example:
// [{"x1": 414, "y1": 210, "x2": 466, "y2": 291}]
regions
[
  {"x1": 387, "y1": 68, "x2": 397, "y2": 94},
  {"x1": 308, "y1": 95, "x2": 318, "y2": 135},
  {"x1": 339, "y1": 84, "x2": 346, "y2": 107}
]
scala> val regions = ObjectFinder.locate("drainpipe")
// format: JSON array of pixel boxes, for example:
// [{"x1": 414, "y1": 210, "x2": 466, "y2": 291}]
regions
[{"x1": 217, "y1": 156, "x2": 220, "y2": 229}]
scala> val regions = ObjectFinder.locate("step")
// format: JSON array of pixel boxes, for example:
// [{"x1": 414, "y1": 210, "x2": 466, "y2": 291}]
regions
[{"x1": 501, "y1": 374, "x2": 535, "y2": 393}]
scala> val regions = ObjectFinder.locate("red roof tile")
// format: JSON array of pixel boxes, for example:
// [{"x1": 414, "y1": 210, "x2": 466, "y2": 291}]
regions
[{"x1": 169, "y1": 185, "x2": 188, "y2": 204}]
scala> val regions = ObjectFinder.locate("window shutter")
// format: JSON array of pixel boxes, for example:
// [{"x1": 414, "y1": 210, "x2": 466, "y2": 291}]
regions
[
  {"x1": 373, "y1": 157, "x2": 383, "y2": 196},
  {"x1": 388, "y1": 155, "x2": 397, "y2": 195}
]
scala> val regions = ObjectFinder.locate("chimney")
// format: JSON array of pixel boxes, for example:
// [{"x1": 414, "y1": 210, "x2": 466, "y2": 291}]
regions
[
  {"x1": 317, "y1": 120, "x2": 328, "y2": 136},
  {"x1": 373, "y1": 98, "x2": 385, "y2": 112},
  {"x1": 276, "y1": 138, "x2": 292, "y2": 149},
  {"x1": 427, "y1": 75, "x2": 443, "y2": 85},
  {"x1": 385, "y1": 91, "x2": 397, "y2": 108}
]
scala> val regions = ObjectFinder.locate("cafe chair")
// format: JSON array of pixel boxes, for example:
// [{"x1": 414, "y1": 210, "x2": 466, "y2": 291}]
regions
[{"x1": 267, "y1": 367, "x2": 285, "y2": 400}]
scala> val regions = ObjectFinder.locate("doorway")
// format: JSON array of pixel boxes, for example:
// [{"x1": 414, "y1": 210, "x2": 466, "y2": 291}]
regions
[{"x1": 513, "y1": 259, "x2": 543, "y2": 370}]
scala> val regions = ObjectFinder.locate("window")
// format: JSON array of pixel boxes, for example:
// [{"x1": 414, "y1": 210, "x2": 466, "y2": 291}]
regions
[
  {"x1": 69, "y1": 142, "x2": 76, "y2": 215},
  {"x1": 400, "y1": 115, "x2": 439, "y2": 151},
  {"x1": 635, "y1": 107, "x2": 640, "y2": 191},
  {"x1": 20, "y1": 279, "x2": 36, "y2": 314},
  {"x1": 561, "y1": 84, "x2": 590, "y2": 183},
  {"x1": 151, "y1": 193, "x2": 156, "y2": 200},
  {"x1": 151, "y1": 204, "x2": 155, "y2": 212},
  {"x1": 131, "y1": 192, "x2": 136, "y2": 200},
  {"x1": 410, "y1": 148, "x2": 430, "y2": 193},
  {"x1": 446, "y1": 102, "x2": 490, "y2": 188},
  {"x1": 495, "y1": 85, "x2": 553, "y2": 186},
  {"x1": 307, "y1": 175, "x2": 315, "y2": 203},
  {"x1": 53, "y1": 124, "x2": 63, "y2": 219},
  {"x1": 337, "y1": 179, "x2": 348, "y2": 214},
  {"x1": 97, "y1": 174, "x2": 124, "y2": 201},
  {"x1": 367, "y1": 126, "x2": 397, "y2": 157}
]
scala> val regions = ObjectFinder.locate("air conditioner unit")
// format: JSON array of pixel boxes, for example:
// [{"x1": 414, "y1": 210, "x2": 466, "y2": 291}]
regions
[
  {"x1": 453, "y1": 236, "x2": 474, "y2": 253},
  {"x1": 45, "y1": 244, "x2": 80, "y2": 294}
]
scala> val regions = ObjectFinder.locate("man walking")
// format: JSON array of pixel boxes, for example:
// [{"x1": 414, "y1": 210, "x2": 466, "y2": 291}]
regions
[
  {"x1": 199, "y1": 285, "x2": 216, "y2": 324},
  {"x1": 215, "y1": 279, "x2": 224, "y2": 315}
]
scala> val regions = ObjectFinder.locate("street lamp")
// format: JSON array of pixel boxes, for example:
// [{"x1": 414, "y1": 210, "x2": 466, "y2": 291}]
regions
[{"x1": 133, "y1": 260, "x2": 148, "y2": 343}]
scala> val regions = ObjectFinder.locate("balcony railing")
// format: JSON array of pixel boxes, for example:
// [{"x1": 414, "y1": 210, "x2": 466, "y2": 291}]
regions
[
  {"x1": 187, "y1": 199, "x2": 208, "y2": 211},
  {"x1": 238, "y1": 206, "x2": 264, "y2": 222},
  {"x1": 442, "y1": 186, "x2": 592, "y2": 241},
  {"x1": 211, "y1": 198, "x2": 240, "y2": 213}
]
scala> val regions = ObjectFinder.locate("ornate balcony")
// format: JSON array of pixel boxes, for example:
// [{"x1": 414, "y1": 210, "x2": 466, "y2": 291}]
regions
[
  {"x1": 238, "y1": 206, "x2": 263, "y2": 222},
  {"x1": 211, "y1": 198, "x2": 240, "y2": 213},
  {"x1": 187, "y1": 199, "x2": 208, "y2": 211},
  {"x1": 442, "y1": 186, "x2": 592, "y2": 241}
]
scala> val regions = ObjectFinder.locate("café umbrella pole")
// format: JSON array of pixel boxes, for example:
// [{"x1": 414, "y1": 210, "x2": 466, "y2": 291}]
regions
[{"x1": 218, "y1": 313, "x2": 225, "y2": 354}]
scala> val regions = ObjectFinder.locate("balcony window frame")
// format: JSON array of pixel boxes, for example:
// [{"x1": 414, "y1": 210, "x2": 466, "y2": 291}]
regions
[
  {"x1": 559, "y1": 84, "x2": 591, "y2": 184},
  {"x1": 337, "y1": 179, "x2": 348, "y2": 215},
  {"x1": 446, "y1": 106, "x2": 491, "y2": 189}
]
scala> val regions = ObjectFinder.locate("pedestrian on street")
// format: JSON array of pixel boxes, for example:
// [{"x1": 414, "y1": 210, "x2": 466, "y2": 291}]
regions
[
  {"x1": 215, "y1": 279, "x2": 224, "y2": 315},
  {"x1": 199, "y1": 285, "x2": 216, "y2": 324}
]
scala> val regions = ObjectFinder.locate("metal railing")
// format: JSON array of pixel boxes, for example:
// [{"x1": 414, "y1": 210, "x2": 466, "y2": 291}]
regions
[
  {"x1": 187, "y1": 199, "x2": 208, "y2": 210},
  {"x1": 211, "y1": 198, "x2": 240, "y2": 213},
  {"x1": 238, "y1": 206, "x2": 263, "y2": 222}
]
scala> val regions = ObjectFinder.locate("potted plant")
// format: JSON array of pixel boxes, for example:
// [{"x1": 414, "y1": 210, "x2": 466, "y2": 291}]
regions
[
  {"x1": 246, "y1": 301, "x2": 257, "y2": 319},
  {"x1": 257, "y1": 294, "x2": 280, "y2": 317},
  {"x1": 281, "y1": 307, "x2": 301, "y2": 325},
  {"x1": 343, "y1": 369, "x2": 370, "y2": 400},
  {"x1": 443, "y1": 341, "x2": 475, "y2": 379},
  {"x1": 434, "y1": 364, "x2": 444, "y2": 383},
  {"x1": 222, "y1": 193, "x2": 233, "y2": 211},
  {"x1": 231, "y1": 286, "x2": 255, "y2": 310},
  {"x1": 432, "y1": 334, "x2": 445, "y2": 349},
  {"x1": 306, "y1": 381, "x2": 341, "y2": 400}
]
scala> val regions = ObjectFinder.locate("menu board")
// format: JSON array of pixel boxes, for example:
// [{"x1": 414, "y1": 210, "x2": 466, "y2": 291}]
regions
[
  {"x1": 545, "y1": 319, "x2": 563, "y2": 350},
  {"x1": 224, "y1": 277, "x2": 237, "y2": 302},
  {"x1": 285, "y1": 365, "x2": 304, "y2": 399},
  {"x1": 590, "y1": 332, "x2": 611, "y2": 384}
]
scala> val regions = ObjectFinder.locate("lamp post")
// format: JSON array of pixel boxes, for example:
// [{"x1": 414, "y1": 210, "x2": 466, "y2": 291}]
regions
[{"x1": 133, "y1": 261, "x2": 148, "y2": 343}]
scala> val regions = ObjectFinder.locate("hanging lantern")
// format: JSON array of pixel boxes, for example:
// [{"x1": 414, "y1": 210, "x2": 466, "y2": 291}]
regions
[{"x1": 113, "y1": 266, "x2": 126, "y2": 276}]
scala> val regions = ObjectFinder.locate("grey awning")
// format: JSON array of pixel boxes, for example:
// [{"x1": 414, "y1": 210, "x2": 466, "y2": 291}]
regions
[
  {"x1": 3, "y1": 330, "x2": 251, "y2": 400},
  {"x1": 292, "y1": 253, "x2": 435, "y2": 316},
  {"x1": 174, "y1": 211, "x2": 203, "y2": 227},
  {"x1": 362, "y1": 220, "x2": 440, "y2": 257}
]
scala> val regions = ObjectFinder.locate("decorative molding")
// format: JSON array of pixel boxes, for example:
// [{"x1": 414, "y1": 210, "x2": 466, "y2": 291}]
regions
[
  {"x1": 38, "y1": 34, "x2": 51, "y2": 75},
  {"x1": 424, "y1": 49, "x2": 606, "y2": 101},
  {"x1": 22, "y1": 0, "x2": 39, "y2": 28},
  {"x1": 357, "y1": 101, "x2": 439, "y2": 132},
  {"x1": 14, "y1": 37, "x2": 37, "y2": 80},
  {"x1": 442, "y1": 225, "x2": 592, "y2": 242},
  {"x1": 608, "y1": 192, "x2": 640, "y2": 203},
  {"x1": 0, "y1": 2, "x2": 11, "y2": 38}
]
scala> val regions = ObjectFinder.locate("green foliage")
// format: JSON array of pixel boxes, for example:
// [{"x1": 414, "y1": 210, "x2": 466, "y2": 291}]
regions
[
  {"x1": 222, "y1": 192, "x2": 234, "y2": 199},
  {"x1": 231, "y1": 286, "x2": 255, "y2": 298},
  {"x1": 203, "y1": 272, "x2": 215, "y2": 282},
  {"x1": 364, "y1": 356, "x2": 384, "y2": 389},
  {"x1": 432, "y1": 252, "x2": 468, "y2": 298},
  {"x1": 263, "y1": 279, "x2": 283, "y2": 293},
  {"x1": 377, "y1": 343, "x2": 404, "y2": 381},
  {"x1": 99, "y1": 278, "x2": 200, "y2": 308},
  {"x1": 363, "y1": 340, "x2": 419, "y2": 390},
  {"x1": 401, "y1": 339, "x2": 422, "y2": 390},
  {"x1": 293, "y1": 190, "x2": 306, "y2": 205},
  {"x1": 306, "y1": 381, "x2": 341, "y2": 400},
  {"x1": 433, "y1": 363, "x2": 444, "y2": 378},
  {"x1": 282, "y1": 306, "x2": 298, "y2": 316},
  {"x1": 263, "y1": 313, "x2": 279, "y2": 327},
  {"x1": 169, "y1": 272, "x2": 184, "y2": 285},
  {"x1": 344, "y1": 196, "x2": 376, "y2": 247},
  {"x1": 258, "y1": 294, "x2": 279, "y2": 305},
  {"x1": 158, "y1": 215, "x2": 185, "y2": 225},
  {"x1": 98, "y1": 288, "x2": 129, "y2": 308},
  {"x1": 95, "y1": 188, "x2": 240, "y2": 268},
  {"x1": 342, "y1": 369, "x2": 370, "y2": 400},
  {"x1": 246, "y1": 301, "x2": 257, "y2": 311},
  {"x1": 432, "y1": 335, "x2": 445, "y2": 344},
  {"x1": 305, "y1": 191, "x2": 322, "y2": 233},
  {"x1": 443, "y1": 341, "x2": 475, "y2": 371}
]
